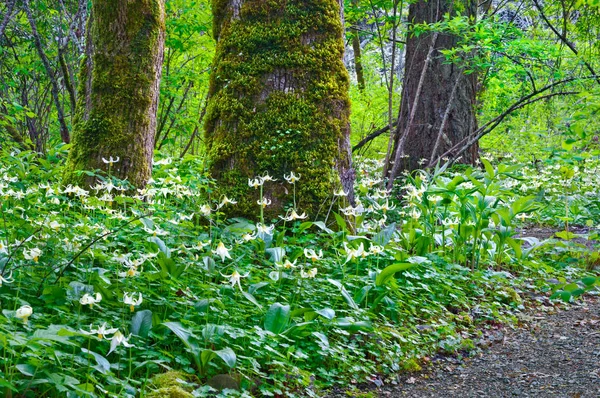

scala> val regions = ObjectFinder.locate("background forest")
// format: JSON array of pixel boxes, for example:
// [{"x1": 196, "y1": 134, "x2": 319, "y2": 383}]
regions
[{"x1": 0, "y1": 0, "x2": 599, "y2": 397}]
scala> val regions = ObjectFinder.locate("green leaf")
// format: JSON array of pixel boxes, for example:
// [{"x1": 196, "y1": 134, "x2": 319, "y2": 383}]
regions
[
  {"x1": 131, "y1": 310, "x2": 152, "y2": 338},
  {"x1": 372, "y1": 222, "x2": 396, "y2": 246},
  {"x1": 481, "y1": 158, "x2": 495, "y2": 179},
  {"x1": 266, "y1": 247, "x2": 285, "y2": 263},
  {"x1": 313, "y1": 221, "x2": 334, "y2": 234},
  {"x1": 16, "y1": 363, "x2": 36, "y2": 377},
  {"x1": 376, "y1": 262, "x2": 415, "y2": 286},
  {"x1": 334, "y1": 318, "x2": 373, "y2": 332},
  {"x1": 555, "y1": 231, "x2": 576, "y2": 240},
  {"x1": 581, "y1": 276, "x2": 597, "y2": 287},
  {"x1": 327, "y1": 279, "x2": 359, "y2": 310},
  {"x1": 214, "y1": 347, "x2": 236, "y2": 368},
  {"x1": 241, "y1": 291, "x2": 263, "y2": 309},
  {"x1": 162, "y1": 322, "x2": 197, "y2": 353},
  {"x1": 315, "y1": 308, "x2": 335, "y2": 320},
  {"x1": 147, "y1": 236, "x2": 170, "y2": 257},
  {"x1": 264, "y1": 303, "x2": 291, "y2": 334},
  {"x1": 81, "y1": 348, "x2": 110, "y2": 374},
  {"x1": 334, "y1": 212, "x2": 348, "y2": 232}
]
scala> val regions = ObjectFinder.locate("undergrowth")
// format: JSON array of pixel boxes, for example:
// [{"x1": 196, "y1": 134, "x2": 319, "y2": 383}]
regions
[{"x1": 0, "y1": 145, "x2": 598, "y2": 397}]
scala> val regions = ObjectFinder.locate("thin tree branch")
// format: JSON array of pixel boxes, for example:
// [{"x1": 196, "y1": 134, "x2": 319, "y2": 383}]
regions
[
  {"x1": 179, "y1": 94, "x2": 209, "y2": 159},
  {"x1": 23, "y1": 0, "x2": 71, "y2": 143},
  {"x1": 532, "y1": 0, "x2": 600, "y2": 85},
  {"x1": 352, "y1": 119, "x2": 399, "y2": 152},
  {"x1": 0, "y1": 0, "x2": 16, "y2": 38}
]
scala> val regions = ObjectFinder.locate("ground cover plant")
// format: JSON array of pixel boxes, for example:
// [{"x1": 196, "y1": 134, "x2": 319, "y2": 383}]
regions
[{"x1": 1, "y1": 143, "x2": 598, "y2": 397}]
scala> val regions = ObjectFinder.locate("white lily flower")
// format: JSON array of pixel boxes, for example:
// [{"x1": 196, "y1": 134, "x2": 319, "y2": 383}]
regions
[
  {"x1": 333, "y1": 188, "x2": 347, "y2": 197},
  {"x1": 275, "y1": 259, "x2": 297, "y2": 269},
  {"x1": 279, "y1": 209, "x2": 307, "y2": 221},
  {"x1": 199, "y1": 204, "x2": 212, "y2": 216},
  {"x1": 257, "y1": 197, "x2": 272, "y2": 208},
  {"x1": 107, "y1": 330, "x2": 133, "y2": 355},
  {"x1": 284, "y1": 172, "x2": 300, "y2": 183},
  {"x1": 344, "y1": 242, "x2": 366, "y2": 263},
  {"x1": 80, "y1": 292, "x2": 102, "y2": 307},
  {"x1": 15, "y1": 305, "x2": 33, "y2": 324},
  {"x1": 409, "y1": 208, "x2": 421, "y2": 220},
  {"x1": 239, "y1": 232, "x2": 256, "y2": 243},
  {"x1": 118, "y1": 265, "x2": 140, "y2": 278},
  {"x1": 0, "y1": 240, "x2": 7, "y2": 254},
  {"x1": 260, "y1": 173, "x2": 276, "y2": 182},
  {"x1": 102, "y1": 156, "x2": 120, "y2": 165},
  {"x1": 221, "y1": 270, "x2": 249, "y2": 290},
  {"x1": 23, "y1": 247, "x2": 42, "y2": 262},
  {"x1": 212, "y1": 242, "x2": 232, "y2": 262},
  {"x1": 304, "y1": 248, "x2": 323, "y2": 262},
  {"x1": 248, "y1": 178, "x2": 264, "y2": 188},
  {"x1": 81, "y1": 322, "x2": 118, "y2": 339},
  {"x1": 219, "y1": 196, "x2": 237, "y2": 208},
  {"x1": 301, "y1": 267, "x2": 318, "y2": 279},
  {"x1": 369, "y1": 245, "x2": 385, "y2": 255},
  {"x1": 123, "y1": 292, "x2": 143, "y2": 312},
  {"x1": 256, "y1": 223, "x2": 275, "y2": 235},
  {"x1": 0, "y1": 272, "x2": 14, "y2": 286}
]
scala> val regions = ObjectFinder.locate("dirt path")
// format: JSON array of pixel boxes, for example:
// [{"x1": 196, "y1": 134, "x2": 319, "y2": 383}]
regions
[{"x1": 378, "y1": 298, "x2": 600, "y2": 397}]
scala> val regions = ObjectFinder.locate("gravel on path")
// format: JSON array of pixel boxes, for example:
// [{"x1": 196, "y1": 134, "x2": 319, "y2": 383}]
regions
[
  {"x1": 329, "y1": 297, "x2": 600, "y2": 398},
  {"x1": 386, "y1": 298, "x2": 600, "y2": 398}
]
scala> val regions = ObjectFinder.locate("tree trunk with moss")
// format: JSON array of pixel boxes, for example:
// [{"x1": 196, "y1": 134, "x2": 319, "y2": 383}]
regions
[
  {"x1": 64, "y1": 0, "x2": 165, "y2": 188},
  {"x1": 206, "y1": 0, "x2": 355, "y2": 218},
  {"x1": 385, "y1": 0, "x2": 478, "y2": 181}
]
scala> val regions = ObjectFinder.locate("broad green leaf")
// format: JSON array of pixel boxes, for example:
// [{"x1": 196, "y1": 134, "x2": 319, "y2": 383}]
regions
[
  {"x1": 315, "y1": 308, "x2": 335, "y2": 320},
  {"x1": 16, "y1": 363, "x2": 36, "y2": 377},
  {"x1": 214, "y1": 347, "x2": 236, "y2": 368},
  {"x1": 376, "y1": 263, "x2": 415, "y2": 286},
  {"x1": 555, "y1": 231, "x2": 576, "y2": 240},
  {"x1": 266, "y1": 247, "x2": 285, "y2": 263},
  {"x1": 373, "y1": 222, "x2": 396, "y2": 246},
  {"x1": 582, "y1": 276, "x2": 597, "y2": 287},
  {"x1": 162, "y1": 322, "x2": 197, "y2": 353},
  {"x1": 241, "y1": 291, "x2": 263, "y2": 309},
  {"x1": 327, "y1": 279, "x2": 359, "y2": 310},
  {"x1": 131, "y1": 310, "x2": 152, "y2": 338},
  {"x1": 334, "y1": 317, "x2": 373, "y2": 332},
  {"x1": 481, "y1": 158, "x2": 495, "y2": 179},
  {"x1": 81, "y1": 348, "x2": 110, "y2": 374},
  {"x1": 147, "y1": 236, "x2": 170, "y2": 257},
  {"x1": 264, "y1": 303, "x2": 291, "y2": 334}
]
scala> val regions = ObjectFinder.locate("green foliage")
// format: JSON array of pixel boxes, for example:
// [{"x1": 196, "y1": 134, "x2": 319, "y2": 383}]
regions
[{"x1": 1, "y1": 146, "x2": 598, "y2": 396}]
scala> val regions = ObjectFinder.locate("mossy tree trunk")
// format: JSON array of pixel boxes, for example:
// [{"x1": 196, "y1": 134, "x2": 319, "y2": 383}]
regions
[
  {"x1": 64, "y1": 0, "x2": 165, "y2": 189},
  {"x1": 385, "y1": 0, "x2": 478, "y2": 181},
  {"x1": 206, "y1": 0, "x2": 355, "y2": 218}
]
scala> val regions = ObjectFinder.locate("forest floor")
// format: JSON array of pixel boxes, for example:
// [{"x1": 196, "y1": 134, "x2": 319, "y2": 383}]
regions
[
  {"x1": 383, "y1": 296, "x2": 600, "y2": 397},
  {"x1": 329, "y1": 226, "x2": 600, "y2": 398},
  {"x1": 328, "y1": 296, "x2": 600, "y2": 398}
]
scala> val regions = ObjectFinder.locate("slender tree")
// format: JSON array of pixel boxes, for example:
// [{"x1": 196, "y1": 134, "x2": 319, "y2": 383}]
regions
[
  {"x1": 206, "y1": 0, "x2": 355, "y2": 217},
  {"x1": 384, "y1": 0, "x2": 478, "y2": 185},
  {"x1": 64, "y1": 0, "x2": 165, "y2": 188}
]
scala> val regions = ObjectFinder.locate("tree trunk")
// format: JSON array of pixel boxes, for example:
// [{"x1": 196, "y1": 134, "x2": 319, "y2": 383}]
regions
[
  {"x1": 385, "y1": 0, "x2": 478, "y2": 179},
  {"x1": 350, "y1": 0, "x2": 366, "y2": 91},
  {"x1": 64, "y1": 0, "x2": 165, "y2": 189},
  {"x1": 206, "y1": 0, "x2": 355, "y2": 218}
]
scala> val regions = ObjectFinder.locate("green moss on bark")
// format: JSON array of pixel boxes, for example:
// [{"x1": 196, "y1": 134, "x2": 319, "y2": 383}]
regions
[
  {"x1": 206, "y1": 0, "x2": 353, "y2": 218},
  {"x1": 64, "y1": 0, "x2": 165, "y2": 189}
]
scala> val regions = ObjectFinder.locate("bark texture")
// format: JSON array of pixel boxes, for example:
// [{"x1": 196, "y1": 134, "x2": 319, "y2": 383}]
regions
[
  {"x1": 206, "y1": 0, "x2": 355, "y2": 218},
  {"x1": 64, "y1": 0, "x2": 165, "y2": 188},
  {"x1": 386, "y1": 0, "x2": 478, "y2": 177}
]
